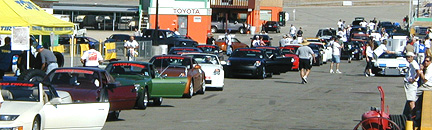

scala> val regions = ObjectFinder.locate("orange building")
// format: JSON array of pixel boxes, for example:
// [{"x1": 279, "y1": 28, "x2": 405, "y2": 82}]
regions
[
  {"x1": 211, "y1": 0, "x2": 283, "y2": 33},
  {"x1": 148, "y1": 0, "x2": 212, "y2": 44}
]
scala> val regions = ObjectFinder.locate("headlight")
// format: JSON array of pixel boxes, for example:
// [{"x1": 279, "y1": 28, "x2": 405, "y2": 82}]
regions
[
  {"x1": 0, "y1": 115, "x2": 19, "y2": 121},
  {"x1": 134, "y1": 84, "x2": 140, "y2": 91},
  {"x1": 214, "y1": 69, "x2": 221, "y2": 75},
  {"x1": 379, "y1": 64, "x2": 386, "y2": 67},
  {"x1": 226, "y1": 60, "x2": 231, "y2": 65},
  {"x1": 291, "y1": 58, "x2": 295, "y2": 62},
  {"x1": 254, "y1": 61, "x2": 261, "y2": 67},
  {"x1": 179, "y1": 73, "x2": 186, "y2": 77}
]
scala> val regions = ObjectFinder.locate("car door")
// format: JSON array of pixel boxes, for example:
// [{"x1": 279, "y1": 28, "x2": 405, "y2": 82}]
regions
[
  {"x1": 102, "y1": 72, "x2": 137, "y2": 111},
  {"x1": 190, "y1": 59, "x2": 203, "y2": 92},
  {"x1": 263, "y1": 50, "x2": 289, "y2": 73},
  {"x1": 43, "y1": 86, "x2": 109, "y2": 130},
  {"x1": 150, "y1": 65, "x2": 187, "y2": 97}
]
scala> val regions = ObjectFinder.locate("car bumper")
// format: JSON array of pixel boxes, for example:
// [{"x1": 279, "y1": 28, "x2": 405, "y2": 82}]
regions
[
  {"x1": 224, "y1": 65, "x2": 260, "y2": 76},
  {"x1": 376, "y1": 67, "x2": 408, "y2": 75},
  {"x1": 205, "y1": 74, "x2": 224, "y2": 88}
]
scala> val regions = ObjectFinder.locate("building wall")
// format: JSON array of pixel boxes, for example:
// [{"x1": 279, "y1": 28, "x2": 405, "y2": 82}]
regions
[{"x1": 260, "y1": 0, "x2": 283, "y2": 8}]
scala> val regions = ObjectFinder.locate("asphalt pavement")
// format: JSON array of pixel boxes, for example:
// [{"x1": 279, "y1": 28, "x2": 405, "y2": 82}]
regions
[{"x1": 89, "y1": 4, "x2": 411, "y2": 129}]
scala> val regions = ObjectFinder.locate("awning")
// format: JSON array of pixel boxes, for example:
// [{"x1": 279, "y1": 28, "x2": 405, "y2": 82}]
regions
[{"x1": 0, "y1": 0, "x2": 74, "y2": 35}]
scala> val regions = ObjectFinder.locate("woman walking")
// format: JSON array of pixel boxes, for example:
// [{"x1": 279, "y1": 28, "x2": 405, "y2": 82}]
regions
[{"x1": 364, "y1": 40, "x2": 375, "y2": 77}]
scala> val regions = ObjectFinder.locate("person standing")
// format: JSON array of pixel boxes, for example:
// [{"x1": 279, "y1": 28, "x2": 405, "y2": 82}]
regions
[
  {"x1": 124, "y1": 36, "x2": 139, "y2": 61},
  {"x1": 81, "y1": 42, "x2": 103, "y2": 67},
  {"x1": 404, "y1": 38, "x2": 414, "y2": 54},
  {"x1": 296, "y1": 41, "x2": 315, "y2": 84},
  {"x1": 279, "y1": 35, "x2": 287, "y2": 47},
  {"x1": 403, "y1": 52, "x2": 421, "y2": 116},
  {"x1": 418, "y1": 40, "x2": 426, "y2": 64},
  {"x1": 0, "y1": 37, "x2": 12, "y2": 80},
  {"x1": 329, "y1": 37, "x2": 342, "y2": 74},
  {"x1": 374, "y1": 40, "x2": 395, "y2": 59},
  {"x1": 36, "y1": 45, "x2": 58, "y2": 74},
  {"x1": 337, "y1": 19, "x2": 343, "y2": 30},
  {"x1": 225, "y1": 32, "x2": 233, "y2": 56},
  {"x1": 133, "y1": 28, "x2": 141, "y2": 37},
  {"x1": 289, "y1": 24, "x2": 296, "y2": 37},
  {"x1": 419, "y1": 56, "x2": 432, "y2": 92},
  {"x1": 174, "y1": 28, "x2": 180, "y2": 35},
  {"x1": 364, "y1": 41, "x2": 375, "y2": 77},
  {"x1": 296, "y1": 27, "x2": 303, "y2": 42},
  {"x1": 206, "y1": 33, "x2": 215, "y2": 45},
  {"x1": 425, "y1": 37, "x2": 431, "y2": 56}
]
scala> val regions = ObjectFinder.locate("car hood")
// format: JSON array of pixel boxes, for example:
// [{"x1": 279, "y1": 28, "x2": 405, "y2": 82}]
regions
[
  {"x1": 0, "y1": 101, "x2": 41, "y2": 116},
  {"x1": 374, "y1": 58, "x2": 409, "y2": 67},
  {"x1": 200, "y1": 64, "x2": 223, "y2": 73}
]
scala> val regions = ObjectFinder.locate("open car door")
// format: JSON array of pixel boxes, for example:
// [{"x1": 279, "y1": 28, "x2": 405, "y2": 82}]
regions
[{"x1": 151, "y1": 66, "x2": 188, "y2": 98}]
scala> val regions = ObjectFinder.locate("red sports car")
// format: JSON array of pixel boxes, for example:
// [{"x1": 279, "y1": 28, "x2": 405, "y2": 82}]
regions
[{"x1": 279, "y1": 45, "x2": 302, "y2": 70}]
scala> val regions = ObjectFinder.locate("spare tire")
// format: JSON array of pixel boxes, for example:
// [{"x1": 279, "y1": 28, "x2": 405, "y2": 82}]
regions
[
  {"x1": 53, "y1": 51, "x2": 64, "y2": 67},
  {"x1": 17, "y1": 69, "x2": 46, "y2": 82}
]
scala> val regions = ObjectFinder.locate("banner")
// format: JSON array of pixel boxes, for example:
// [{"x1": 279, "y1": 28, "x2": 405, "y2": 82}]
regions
[
  {"x1": 52, "y1": 45, "x2": 64, "y2": 53},
  {"x1": 79, "y1": 44, "x2": 89, "y2": 57},
  {"x1": 104, "y1": 42, "x2": 116, "y2": 60}
]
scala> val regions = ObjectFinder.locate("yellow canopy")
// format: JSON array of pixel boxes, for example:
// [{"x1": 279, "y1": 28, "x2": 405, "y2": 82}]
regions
[{"x1": 0, "y1": 0, "x2": 73, "y2": 35}]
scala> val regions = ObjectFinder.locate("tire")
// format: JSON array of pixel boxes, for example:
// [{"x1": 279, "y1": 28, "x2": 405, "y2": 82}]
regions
[
  {"x1": 389, "y1": 114, "x2": 407, "y2": 130},
  {"x1": 136, "y1": 87, "x2": 149, "y2": 109},
  {"x1": 32, "y1": 117, "x2": 40, "y2": 130},
  {"x1": 53, "y1": 51, "x2": 64, "y2": 67},
  {"x1": 153, "y1": 97, "x2": 163, "y2": 106},
  {"x1": 197, "y1": 79, "x2": 206, "y2": 94},
  {"x1": 259, "y1": 67, "x2": 266, "y2": 79},
  {"x1": 239, "y1": 27, "x2": 246, "y2": 34},
  {"x1": 18, "y1": 69, "x2": 46, "y2": 82},
  {"x1": 183, "y1": 81, "x2": 193, "y2": 98},
  {"x1": 211, "y1": 27, "x2": 217, "y2": 33},
  {"x1": 107, "y1": 110, "x2": 120, "y2": 121}
]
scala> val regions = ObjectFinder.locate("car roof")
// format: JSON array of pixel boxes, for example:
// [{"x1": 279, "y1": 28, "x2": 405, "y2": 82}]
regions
[
  {"x1": 153, "y1": 55, "x2": 192, "y2": 58},
  {"x1": 255, "y1": 46, "x2": 278, "y2": 50},
  {"x1": 108, "y1": 61, "x2": 152, "y2": 65}
]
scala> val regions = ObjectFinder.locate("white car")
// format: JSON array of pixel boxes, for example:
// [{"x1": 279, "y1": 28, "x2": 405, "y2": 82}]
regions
[
  {"x1": 0, "y1": 81, "x2": 109, "y2": 130},
  {"x1": 183, "y1": 53, "x2": 224, "y2": 90},
  {"x1": 372, "y1": 53, "x2": 409, "y2": 76}
]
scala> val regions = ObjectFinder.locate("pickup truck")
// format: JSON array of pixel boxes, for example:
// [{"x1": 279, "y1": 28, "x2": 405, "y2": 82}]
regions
[
  {"x1": 211, "y1": 20, "x2": 249, "y2": 34},
  {"x1": 137, "y1": 29, "x2": 198, "y2": 49}
]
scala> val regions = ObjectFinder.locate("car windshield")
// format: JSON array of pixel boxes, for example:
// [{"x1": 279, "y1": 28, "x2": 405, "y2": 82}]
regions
[
  {"x1": 47, "y1": 69, "x2": 100, "y2": 88},
  {"x1": 0, "y1": 82, "x2": 39, "y2": 102},
  {"x1": 110, "y1": 35, "x2": 129, "y2": 40},
  {"x1": 231, "y1": 49, "x2": 263, "y2": 58},
  {"x1": 379, "y1": 53, "x2": 405, "y2": 58},
  {"x1": 106, "y1": 63, "x2": 149, "y2": 76},
  {"x1": 152, "y1": 57, "x2": 190, "y2": 67},
  {"x1": 322, "y1": 29, "x2": 335, "y2": 36},
  {"x1": 189, "y1": 55, "x2": 219, "y2": 65},
  {"x1": 197, "y1": 46, "x2": 219, "y2": 53}
]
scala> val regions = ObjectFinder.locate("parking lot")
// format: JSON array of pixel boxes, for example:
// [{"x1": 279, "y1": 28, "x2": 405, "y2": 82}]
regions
[{"x1": 96, "y1": 4, "x2": 411, "y2": 130}]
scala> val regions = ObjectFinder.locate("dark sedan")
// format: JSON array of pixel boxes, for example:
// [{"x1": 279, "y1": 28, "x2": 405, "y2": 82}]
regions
[
  {"x1": 104, "y1": 34, "x2": 130, "y2": 43},
  {"x1": 223, "y1": 48, "x2": 288, "y2": 79},
  {"x1": 44, "y1": 67, "x2": 136, "y2": 120},
  {"x1": 262, "y1": 21, "x2": 280, "y2": 33},
  {"x1": 255, "y1": 46, "x2": 294, "y2": 73},
  {"x1": 341, "y1": 41, "x2": 364, "y2": 62}
]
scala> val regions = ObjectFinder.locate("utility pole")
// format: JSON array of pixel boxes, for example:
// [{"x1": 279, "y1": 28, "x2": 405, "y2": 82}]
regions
[{"x1": 154, "y1": 0, "x2": 159, "y2": 45}]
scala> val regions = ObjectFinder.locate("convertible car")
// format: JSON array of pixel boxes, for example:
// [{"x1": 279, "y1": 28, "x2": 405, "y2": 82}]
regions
[
  {"x1": 106, "y1": 61, "x2": 188, "y2": 108},
  {"x1": 196, "y1": 45, "x2": 224, "y2": 60},
  {"x1": 372, "y1": 53, "x2": 408, "y2": 76},
  {"x1": 224, "y1": 48, "x2": 288, "y2": 79},
  {"x1": 182, "y1": 53, "x2": 224, "y2": 90},
  {"x1": 150, "y1": 55, "x2": 206, "y2": 98},
  {"x1": 255, "y1": 46, "x2": 294, "y2": 73},
  {"x1": 0, "y1": 81, "x2": 109, "y2": 130},
  {"x1": 44, "y1": 67, "x2": 135, "y2": 120}
]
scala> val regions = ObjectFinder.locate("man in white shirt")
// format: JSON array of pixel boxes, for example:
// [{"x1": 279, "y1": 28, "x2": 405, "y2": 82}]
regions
[
  {"x1": 124, "y1": 36, "x2": 139, "y2": 61},
  {"x1": 279, "y1": 35, "x2": 287, "y2": 47},
  {"x1": 81, "y1": 43, "x2": 103, "y2": 67},
  {"x1": 404, "y1": 52, "x2": 421, "y2": 114},
  {"x1": 360, "y1": 20, "x2": 368, "y2": 27},
  {"x1": 290, "y1": 24, "x2": 296, "y2": 37},
  {"x1": 337, "y1": 19, "x2": 343, "y2": 30},
  {"x1": 330, "y1": 37, "x2": 342, "y2": 73},
  {"x1": 373, "y1": 40, "x2": 395, "y2": 59},
  {"x1": 225, "y1": 32, "x2": 233, "y2": 55},
  {"x1": 419, "y1": 56, "x2": 432, "y2": 91}
]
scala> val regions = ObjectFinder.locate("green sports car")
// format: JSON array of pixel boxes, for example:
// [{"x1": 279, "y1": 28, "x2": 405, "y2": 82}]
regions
[{"x1": 105, "y1": 61, "x2": 188, "y2": 109}]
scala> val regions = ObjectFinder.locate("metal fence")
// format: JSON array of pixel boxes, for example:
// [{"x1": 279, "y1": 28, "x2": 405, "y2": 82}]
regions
[{"x1": 113, "y1": 40, "x2": 153, "y2": 60}]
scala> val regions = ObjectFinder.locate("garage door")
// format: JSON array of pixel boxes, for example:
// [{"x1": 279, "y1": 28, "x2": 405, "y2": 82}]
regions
[{"x1": 260, "y1": 10, "x2": 272, "y2": 21}]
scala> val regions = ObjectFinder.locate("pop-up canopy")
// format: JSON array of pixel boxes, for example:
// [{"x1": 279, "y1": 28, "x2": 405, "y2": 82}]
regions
[{"x1": 0, "y1": 0, "x2": 73, "y2": 35}]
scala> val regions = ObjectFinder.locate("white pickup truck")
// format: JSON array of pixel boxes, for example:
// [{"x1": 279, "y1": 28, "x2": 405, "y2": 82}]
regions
[{"x1": 74, "y1": 23, "x2": 86, "y2": 37}]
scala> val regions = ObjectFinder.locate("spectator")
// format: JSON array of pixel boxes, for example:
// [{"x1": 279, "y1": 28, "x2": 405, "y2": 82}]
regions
[
  {"x1": 364, "y1": 40, "x2": 375, "y2": 77},
  {"x1": 81, "y1": 42, "x2": 103, "y2": 67},
  {"x1": 404, "y1": 38, "x2": 414, "y2": 54},
  {"x1": 252, "y1": 35, "x2": 260, "y2": 47},
  {"x1": 124, "y1": 36, "x2": 139, "y2": 61},
  {"x1": 329, "y1": 37, "x2": 342, "y2": 74},
  {"x1": 373, "y1": 40, "x2": 396, "y2": 59},
  {"x1": 296, "y1": 41, "x2": 315, "y2": 84},
  {"x1": 419, "y1": 56, "x2": 432, "y2": 93},
  {"x1": 418, "y1": 40, "x2": 426, "y2": 64},
  {"x1": 133, "y1": 28, "x2": 141, "y2": 37},
  {"x1": 225, "y1": 32, "x2": 233, "y2": 55},
  {"x1": 296, "y1": 27, "x2": 303, "y2": 42},
  {"x1": 292, "y1": 36, "x2": 299, "y2": 44},
  {"x1": 337, "y1": 19, "x2": 343, "y2": 30},
  {"x1": 37, "y1": 45, "x2": 58, "y2": 74},
  {"x1": 174, "y1": 28, "x2": 180, "y2": 35},
  {"x1": 403, "y1": 52, "x2": 421, "y2": 116},
  {"x1": 425, "y1": 37, "x2": 431, "y2": 56},
  {"x1": 259, "y1": 36, "x2": 266, "y2": 46},
  {"x1": 360, "y1": 20, "x2": 367, "y2": 27},
  {"x1": 286, "y1": 35, "x2": 293, "y2": 45},
  {"x1": 206, "y1": 33, "x2": 215, "y2": 45},
  {"x1": 290, "y1": 24, "x2": 296, "y2": 37},
  {"x1": 0, "y1": 37, "x2": 11, "y2": 79},
  {"x1": 279, "y1": 35, "x2": 287, "y2": 47}
]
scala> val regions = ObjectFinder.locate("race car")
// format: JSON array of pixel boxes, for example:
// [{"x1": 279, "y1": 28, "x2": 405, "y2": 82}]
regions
[
  {"x1": 182, "y1": 53, "x2": 224, "y2": 90},
  {"x1": 372, "y1": 53, "x2": 409, "y2": 76}
]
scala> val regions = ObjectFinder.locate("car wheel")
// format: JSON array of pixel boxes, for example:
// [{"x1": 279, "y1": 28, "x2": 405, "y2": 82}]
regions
[
  {"x1": 153, "y1": 97, "x2": 163, "y2": 106},
  {"x1": 197, "y1": 78, "x2": 206, "y2": 94},
  {"x1": 239, "y1": 27, "x2": 246, "y2": 34},
  {"x1": 259, "y1": 67, "x2": 266, "y2": 79},
  {"x1": 136, "y1": 87, "x2": 149, "y2": 109},
  {"x1": 32, "y1": 117, "x2": 40, "y2": 130},
  {"x1": 18, "y1": 69, "x2": 46, "y2": 82},
  {"x1": 183, "y1": 81, "x2": 193, "y2": 98},
  {"x1": 107, "y1": 111, "x2": 120, "y2": 121},
  {"x1": 211, "y1": 27, "x2": 217, "y2": 33}
]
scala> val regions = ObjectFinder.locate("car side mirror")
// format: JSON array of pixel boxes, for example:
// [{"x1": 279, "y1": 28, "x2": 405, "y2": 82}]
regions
[
  {"x1": 106, "y1": 82, "x2": 118, "y2": 89},
  {"x1": 194, "y1": 65, "x2": 201, "y2": 69},
  {"x1": 50, "y1": 97, "x2": 62, "y2": 105}
]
